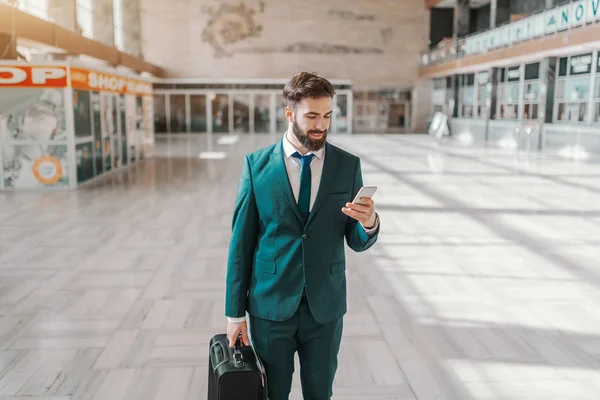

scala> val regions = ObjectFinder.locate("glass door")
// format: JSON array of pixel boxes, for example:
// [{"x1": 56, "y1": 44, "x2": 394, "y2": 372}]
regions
[
  {"x1": 212, "y1": 93, "x2": 229, "y2": 133},
  {"x1": 253, "y1": 93, "x2": 271, "y2": 133},
  {"x1": 275, "y1": 94, "x2": 288, "y2": 133},
  {"x1": 169, "y1": 94, "x2": 187, "y2": 134},
  {"x1": 233, "y1": 93, "x2": 251, "y2": 133},
  {"x1": 334, "y1": 94, "x2": 349, "y2": 133},
  {"x1": 190, "y1": 94, "x2": 207, "y2": 133}
]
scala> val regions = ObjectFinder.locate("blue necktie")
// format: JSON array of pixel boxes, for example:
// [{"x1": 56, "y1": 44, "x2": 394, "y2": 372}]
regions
[{"x1": 291, "y1": 152, "x2": 314, "y2": 222}]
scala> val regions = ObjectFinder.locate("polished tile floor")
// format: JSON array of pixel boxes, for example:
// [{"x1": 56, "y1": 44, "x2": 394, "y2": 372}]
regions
[{"x1": 1, "y1": 133, "x2": 600, "y2": 400}]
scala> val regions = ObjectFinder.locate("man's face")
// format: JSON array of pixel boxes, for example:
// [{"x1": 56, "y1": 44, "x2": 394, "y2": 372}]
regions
[{"x1": 287, "y1": 96, "x2": 332, "y2": 152}]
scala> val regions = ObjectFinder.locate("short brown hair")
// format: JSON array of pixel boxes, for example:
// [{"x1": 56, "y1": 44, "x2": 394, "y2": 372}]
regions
[{"x1": 283, "y1": 72, "x2": 336, "y2": 109}]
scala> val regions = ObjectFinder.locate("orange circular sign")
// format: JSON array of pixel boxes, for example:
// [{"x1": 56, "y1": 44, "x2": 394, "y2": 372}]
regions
[{"x1": 32, "y1": 156, "x2": 63, "y2": 185}]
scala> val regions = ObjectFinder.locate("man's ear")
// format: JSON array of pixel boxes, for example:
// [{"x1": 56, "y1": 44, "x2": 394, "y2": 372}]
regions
[{"x1": 285, "y1": 106, "x2": 294, "y2": 123}]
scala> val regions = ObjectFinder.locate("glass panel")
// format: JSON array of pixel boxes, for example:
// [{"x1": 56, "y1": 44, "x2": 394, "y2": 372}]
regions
[
  {"x1": 524, "y1": 82, "x2": 540, "y2": 102},
  {"x1": 100, "y1": 94, "x2": 112, "y2": 172},
  {"x1": 73, "y1": 90, "x2": 92, "y2": 138},
  {"x1": 335, "y1": 94, "x2": 348, "y2": 133},
  {"x1": 500, "y1": 104, "x2": 518, "y2": 119},
  {"x1": 189, "y1": 95, "x2": 207, "y2": 133},
  {"x1": 462, "y1": 87, "x2": 475, "y2": 105},
  {"x1": 109, "y1": 94, "x2": 120, "y2": 169},
  {"x1": 595, "y1": 75, "x2": 600, "y2": 98},
  {"x1": 557, "y1": 103, "x2": 567, "y2": 121},
  {"x1": 153, "y1": 95, "x2": 167, "y2": 133},
  {"x1": 387, "y1": 103, "x2": 405, "y2": 128},
  {"x1": 212, "y1": 94, "x2": 229, "y2": 133},
  {"x1": 594, "y1": 102, "x2": 600, "y2": 123},
  {"x1": 253, "y1": 94, "x2": 271, "y2": 133},
  {"x1": 524, "y1": 62, "x2": 540, "y2": 80},
  {"x1": 523, "y1": 104, "x2": 538, "y2": 120},
  {"x1": 559, "y1": 57, "x2": 568, "y2": 77},
  {"x1": 91, "y1": 92, "x2": 103, "y2": 175},
  {"x1": 578, "y1": 103, "x2": 588, "y2": 122},
  {"x1": 556, "y1": 80, "x2": 565, "y2": 100},
  {"x1": 505, "y1": 83, "x2": 520, "y2": 103},
  {"x1": 76, "y1": 1, "x2": 93, "y2": 39},
  {"x1": 120, "y1": 95, "x2": 127, "y2": 166},
  {"x1": 462, "y1": 105, "x2": 473, "y2": 118},
  {"x1": 233, "y1": 94, "x2": 250, "y2": 133},
  {"x1": 564, "y1": 76, "x2": 591, "y2": 101},
  {"x1": 169, "y1": 95, "x2": 186, "y2": 134},
  {"x1": 276, "y1": 95, "x2": 288, "y2": 133}
]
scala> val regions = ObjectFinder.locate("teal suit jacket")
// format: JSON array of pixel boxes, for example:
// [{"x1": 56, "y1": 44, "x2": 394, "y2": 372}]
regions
[{"x1": 225, "y1": 140, "x2": 379, "y2": 324}]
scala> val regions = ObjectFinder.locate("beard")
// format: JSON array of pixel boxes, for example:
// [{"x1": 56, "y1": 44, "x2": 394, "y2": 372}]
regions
[{"x1": 292, "y1": 119, "x2": 327, "y2": 152}]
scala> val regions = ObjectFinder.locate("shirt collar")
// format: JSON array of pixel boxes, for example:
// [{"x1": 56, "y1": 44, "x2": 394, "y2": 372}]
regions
[{"x1": 282, "y1": 131, "x2": 325, "y2": 160}]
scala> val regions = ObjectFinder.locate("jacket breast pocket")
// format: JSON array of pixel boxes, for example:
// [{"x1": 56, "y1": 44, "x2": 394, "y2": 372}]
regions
[{"x1": 254, "y1": 259, "x2": 276, "y2": 274}]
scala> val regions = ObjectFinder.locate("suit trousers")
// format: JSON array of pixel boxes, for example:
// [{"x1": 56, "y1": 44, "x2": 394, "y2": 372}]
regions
[{"x1": 249, "y1": 297, "x2": 343, "y2": 400}]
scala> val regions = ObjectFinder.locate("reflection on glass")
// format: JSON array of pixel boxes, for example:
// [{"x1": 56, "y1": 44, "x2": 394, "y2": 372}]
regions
[
  {"x1": 233, "y1": 94, "x2": 250, "y2": 133},
  {"x1": 120, "y1": 95, "x2": 127, "y2": 166},
  {"x1": 110, "y1": 94, "x2": 120, "y2": 169},
  {"x1": 91, "y1": 92, "x2": 102, "y2": 175},
  {"x1": 169, "y1": 95, "x2": 186, "y2": 134},
  {"x1": 73, "y1": 90, "x2": 92, "y2": 137},
  {"x1": 558, "y1": 103, "x2": 588, "y2": 122},
  {"x1": 500, "y1": 104, "x2": 517, "y2": 119},
  {"x1": 565, "y1": 77, "x2": 589, "y2": 101},
  {"x1": 254, "y1": 94, "x2": 271, "y2": 133},
  {"x1": 335, "y1": 95, "x2": 348, "y2": 133},
  {"x1": 212, "y1": 94, "x2": 229, "y2": 133},
  {"x1": 276, "y1": 95, "x2": 288, "y2": 133},
  {"x1": 523, "y1": 104, "x2": 538, "y2": 120},
  {"x1": 190, "y1": 95, "x2": 207, "y2": 133},
  {"x1": 556, "y1": 81, "x2": 565, "y2": 100},
  {"x1": 153, "y1": 94, "x2": 167, "y2": 133},
  {"x1": 524, "y1": 83, "x2": 540, "y2": 101}
]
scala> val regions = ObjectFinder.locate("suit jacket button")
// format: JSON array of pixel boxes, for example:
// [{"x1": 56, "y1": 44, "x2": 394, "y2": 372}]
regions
[{"x1": 302, "y1": 234, "x2": 307, "y2": 240}]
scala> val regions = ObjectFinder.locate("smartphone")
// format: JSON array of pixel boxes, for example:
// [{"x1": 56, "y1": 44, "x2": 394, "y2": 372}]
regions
[{"x1": 352, "y1": 186, "x2": 378, "y2": 205}]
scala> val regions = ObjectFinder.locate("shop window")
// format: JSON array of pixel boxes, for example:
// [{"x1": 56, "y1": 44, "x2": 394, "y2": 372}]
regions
[{"x1": 555, "y1": 53, "x2": 594, "y2": 123}]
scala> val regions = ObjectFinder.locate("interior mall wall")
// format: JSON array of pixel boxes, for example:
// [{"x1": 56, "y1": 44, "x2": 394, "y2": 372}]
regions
[{"x1": 140, "y1": 0, "x2": 429, "y2": 87}]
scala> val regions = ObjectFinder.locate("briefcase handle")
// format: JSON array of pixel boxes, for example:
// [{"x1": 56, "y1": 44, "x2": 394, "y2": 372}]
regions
[{"x1": 233, "y1": 335, "x2": 245, "y2": 368}]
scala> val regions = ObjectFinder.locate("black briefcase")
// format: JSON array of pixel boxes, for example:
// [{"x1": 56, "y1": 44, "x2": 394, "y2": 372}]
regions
[{"x1": 207, "y1": 333, "x2": 267, "y2": 400}]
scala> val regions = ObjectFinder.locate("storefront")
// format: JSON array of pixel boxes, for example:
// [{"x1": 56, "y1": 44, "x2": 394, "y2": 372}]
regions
[
  {"x1": 431, "y1": 76, "x2": 453, "y2": 116},
  {"x1": 353, "y1": 88, "x2": 411, "y2": 133},
  {"x1": 0, "y1": 62, "x2": 154, "y2": 190},
  {"x1": 542, "y1": 49, "x2": 600, "y2": 155},
  {"x1": 153, "y1": 80, "x2": 353, "y2": 136}
]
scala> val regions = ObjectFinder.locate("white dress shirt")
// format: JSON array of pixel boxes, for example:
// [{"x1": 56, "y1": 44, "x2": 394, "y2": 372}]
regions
[{"x1": 228, "y1": 132, "x2": 379, "y2": 323}]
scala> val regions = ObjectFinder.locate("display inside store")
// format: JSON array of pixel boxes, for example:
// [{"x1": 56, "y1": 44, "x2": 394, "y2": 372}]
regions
[{"x1": 0, "y1": 62, "x2": 154, "y2": 190}]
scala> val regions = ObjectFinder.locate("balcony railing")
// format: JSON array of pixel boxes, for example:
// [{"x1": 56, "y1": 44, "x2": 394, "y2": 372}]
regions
[{"x1": 421, "y1": 0, "x2": 600, "y2": 67}]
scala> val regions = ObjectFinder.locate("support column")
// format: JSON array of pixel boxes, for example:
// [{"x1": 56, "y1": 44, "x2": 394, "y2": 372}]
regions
[
  {"x1": 543, "y1": 57, "x2": 557, "y2": 124},
  {"x1": 411, "y1": 79, "x2": 434, "y2": 133},
  {"x1": 453, "y1": 0, "x2": 471, "y2": 40},
  {"x1": 0, "y1": 33, "x2": 17, "y2": 59},
  {"x1": 92, "y1": 0, "x2": 115, "y2": 47},
  {"x1": 490, "y1": 0, "x2": 497, "y2": 28},
  {"x1": 47, "y1": 0, "x2": 76, "y2": 31}
]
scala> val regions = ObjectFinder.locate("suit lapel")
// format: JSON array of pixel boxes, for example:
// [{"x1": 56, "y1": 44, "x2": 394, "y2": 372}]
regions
[
  {"x1": 306, "y1": 142, "x2": 338, "y2": 227},
  {"x1": 271, "y1": 140, "x2": 303, "y2": 223}
]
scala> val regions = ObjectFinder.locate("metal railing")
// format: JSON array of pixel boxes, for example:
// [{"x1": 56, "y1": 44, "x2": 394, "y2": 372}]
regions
[{"x1": 421, "y1": 0, "x2": 600, "y2": 67}]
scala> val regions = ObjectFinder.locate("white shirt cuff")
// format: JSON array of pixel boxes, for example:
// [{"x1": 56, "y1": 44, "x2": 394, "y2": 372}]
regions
[
  {"x1": 361, "y1": 213, "x2": 380, "y2": 234},
  {"x1": 228, "y1": 316, "x2": 247, "y2": 323}
]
